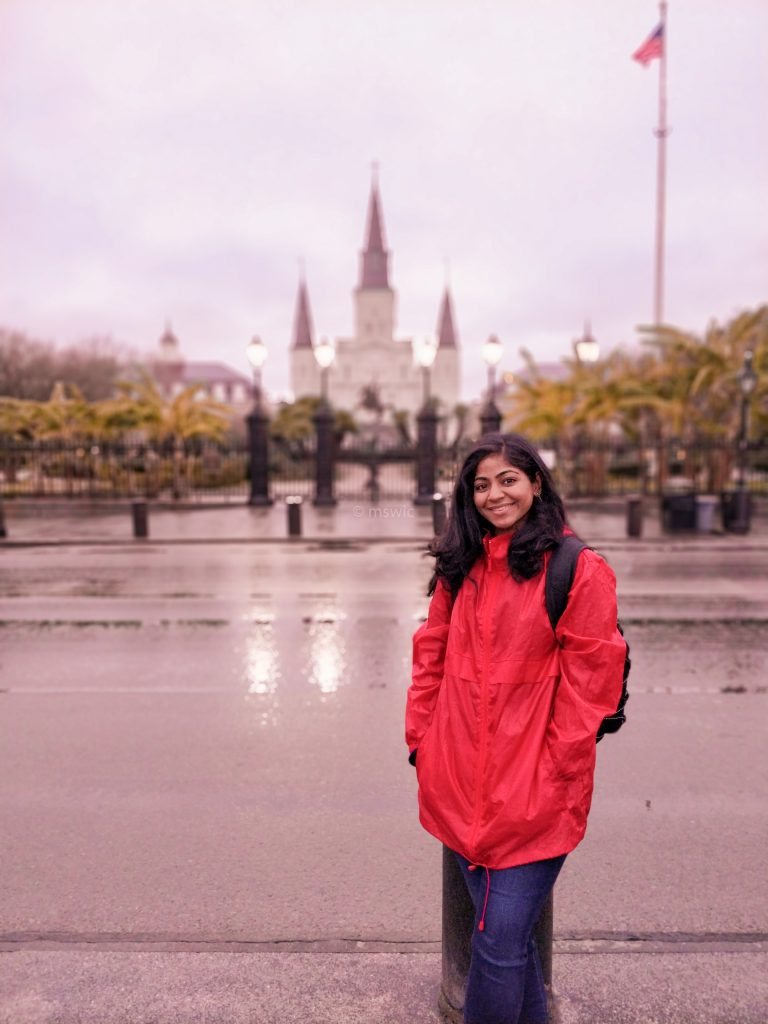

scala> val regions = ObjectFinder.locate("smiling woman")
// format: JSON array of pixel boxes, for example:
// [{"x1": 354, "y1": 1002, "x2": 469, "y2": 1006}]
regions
[{"x1": 405, "y1": 431, "x2": 627, "y2": 1024}]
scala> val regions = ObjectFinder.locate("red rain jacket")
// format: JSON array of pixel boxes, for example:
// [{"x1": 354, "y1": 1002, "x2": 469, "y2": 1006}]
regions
[{"x1": 405, "y1": 531, "x2": 626, "y2": 869}]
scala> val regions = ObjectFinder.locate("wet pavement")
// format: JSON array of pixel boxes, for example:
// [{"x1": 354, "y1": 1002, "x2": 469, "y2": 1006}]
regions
[
  {"x1": 1, "y1": 504, "x2": 767, "y2": 1022},
  {"x1": 2, "y1": 493, "x2": 766, "y2": 544}
]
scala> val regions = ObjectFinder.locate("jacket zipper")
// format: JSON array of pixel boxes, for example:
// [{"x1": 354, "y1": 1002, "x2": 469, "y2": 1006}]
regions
[{"x1": 470, "y1": 562, "x2": 499, "y2": 859}]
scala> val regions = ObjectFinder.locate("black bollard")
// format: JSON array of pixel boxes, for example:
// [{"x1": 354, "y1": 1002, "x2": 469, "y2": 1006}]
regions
[
  {"x1": 535, "y1": 891, "x2": 554, "y2": 989},
  {"x1": 722, "y1": 490, "x2": 751, "y2": 534},
  {"x1": 626, "y1": 496, "x2": 643, "y2": 538},
  {"x1": 432, "y1": 492, "x2": 446, "y2": 537},
  {"x1": 439, "y1": 846, "x2": 555, "y2": 1023},
  {"x1": 0, "y1": 500, "x2": 6, "y2": 539},
  {"x1": 439, "y1": 846, "x2": 474, "y2": 1023},
  {"x1": 286, "y1": 495, "x2": 302, "y2": 537},
  {"x1": 132, "y1": 500, "x2": 148, "y2": 539}
]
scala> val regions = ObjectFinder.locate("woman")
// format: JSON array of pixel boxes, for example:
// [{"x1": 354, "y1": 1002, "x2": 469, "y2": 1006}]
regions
[{"x1": 405, "y1": 432, "x2": 626, "y2": 1024}]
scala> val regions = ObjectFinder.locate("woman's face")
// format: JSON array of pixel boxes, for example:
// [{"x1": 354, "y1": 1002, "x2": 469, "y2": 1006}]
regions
[{"x1": 473, "y1": 453, "x2": 540, "y2": 534}]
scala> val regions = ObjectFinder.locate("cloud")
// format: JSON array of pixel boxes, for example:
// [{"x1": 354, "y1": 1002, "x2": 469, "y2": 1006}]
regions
[{"x1": 1, "y1": 0, "x2": 767, "y2": 403}]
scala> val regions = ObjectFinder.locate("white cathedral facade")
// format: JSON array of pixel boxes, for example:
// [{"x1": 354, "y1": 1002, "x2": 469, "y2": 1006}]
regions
[{"x1": 289, "y1": 177, "x2": 461, "y2": 433}]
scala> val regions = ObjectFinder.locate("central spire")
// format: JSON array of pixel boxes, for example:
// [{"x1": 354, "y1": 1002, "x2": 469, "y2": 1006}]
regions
[
  {"x1": 291, "y1": 271, "x2": 315, "y2": 350},
  {"x1": 436, "y1": 287, "x2": 458, "y2": 349},
  {"x1": 359, "y1": 166, "x2": 391, "y2": 290}
]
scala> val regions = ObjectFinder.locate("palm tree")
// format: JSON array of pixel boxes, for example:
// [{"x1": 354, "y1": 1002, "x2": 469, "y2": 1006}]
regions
[
  {"x1": 97, "y1": 371, "x2": 230, "y2": 498},
  {"x1": 0, "y1": 397, "x2": 41, "y2": 486},
  {"x1": 638, "y1": 305, "x2": 768, "y2": 489},
  {"x1": 271, "y1": 396, "x2": 356, "y2": 455},
  {"x1": 30, "y1": 382, "x2": 101, "y2": 442}
]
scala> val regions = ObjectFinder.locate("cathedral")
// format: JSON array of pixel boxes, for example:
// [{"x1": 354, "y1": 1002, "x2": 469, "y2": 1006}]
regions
[{"x1": 289, "y1": 175, "x2": 461, "y2": 433}]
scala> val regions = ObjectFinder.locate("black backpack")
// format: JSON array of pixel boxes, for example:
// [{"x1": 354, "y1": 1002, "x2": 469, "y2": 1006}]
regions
[{"x1": 545, "y1": 535, "x2": 630, "y2": 742}]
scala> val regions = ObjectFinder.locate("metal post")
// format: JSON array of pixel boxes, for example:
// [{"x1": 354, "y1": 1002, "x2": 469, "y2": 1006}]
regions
[
  {"x1": 439, "y1": 846, "x2": 473, "y2": 1024},
  {"x1": 722, "y1": 490, "x2": 751, "y2": 535},
  {"x1": 132, "y1": 500, "x2": 148, "y2": 539},
  {"x1": 653, "y1": 0, "x2": 669, "y2": 325},
  {"x1": 480, "y1": 401, "x2": 502, "y2": 436},
  {"x1": 729, "y1": 351, "x2": 756, "y2": 534},
  {"x1": 535, "y1": 892, "x2": 555, "y2": 988},
  {"x1": 438, "y1": 847, "x2": 555, "y2": 1023},
  {"x1": 480, "y1": 365, "x2": 502, "y2": 436},
  {"x1": 0, "y1": 500, "x2": 7, "y2": 539},
  {"x1": 313, "y1": 403, "x2": 337, "y2": 507},
  {"x1": 737, "y1": 390, "x2": 748, "y2": 492},
  {"x1": 432, "y1": 492, "x2": 446, "y2": 536},
  {"x1": 627, "y1": 496, "x2": 644, "y2": 538},
  {"x1": 415, "y1": 405, "x2": 438, "y2": 505},
  {"x1": 285, "y1": 495, "x2": 302, "y2": 537}
]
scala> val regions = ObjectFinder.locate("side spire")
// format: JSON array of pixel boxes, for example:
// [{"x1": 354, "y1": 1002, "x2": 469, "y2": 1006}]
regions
[
  {"x1": 292, "y1": 272, "x2": 315, "y2": 350},
  {"x1": 436, "y1": 286, "x2": 458, "y2": 349},
  {"x1": 359, "y1": 167, "x2": 390, "y2": 290}
]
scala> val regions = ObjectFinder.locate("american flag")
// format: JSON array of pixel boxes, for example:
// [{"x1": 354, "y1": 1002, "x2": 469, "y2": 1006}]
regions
[{"x1": 632, "y1": 23, "x2": 664, "y2": 66}]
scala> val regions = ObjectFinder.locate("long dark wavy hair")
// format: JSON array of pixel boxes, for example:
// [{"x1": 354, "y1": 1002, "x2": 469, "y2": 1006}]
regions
[{"x1": 427, "y1": 432, "x2": 569, "y2": 597}]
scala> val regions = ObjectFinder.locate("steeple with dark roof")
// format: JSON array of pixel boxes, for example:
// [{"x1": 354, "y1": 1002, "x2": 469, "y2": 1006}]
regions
[
  {"x1": 291, "y1": 275, "x2": 315, "y2": 350},
  {"x1": 358, "y1": 170, "x2": 390, "y2": 290},
  {"x1": 436, "y1": 287, "x2": 458, "y2": 349},
  {"x1": 158, "y1": 321, "x2": 182, "y2": 363}
]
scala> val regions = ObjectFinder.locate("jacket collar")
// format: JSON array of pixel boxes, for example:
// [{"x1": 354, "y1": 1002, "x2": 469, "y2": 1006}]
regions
[{"x1": 482, "y1": 530, "x2": 513, "y2": 566}]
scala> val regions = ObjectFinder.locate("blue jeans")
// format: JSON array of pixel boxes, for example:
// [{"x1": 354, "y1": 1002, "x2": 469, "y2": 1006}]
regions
[{"x1": 453, "y1": 851, "x2": 567, "y2": 1024}]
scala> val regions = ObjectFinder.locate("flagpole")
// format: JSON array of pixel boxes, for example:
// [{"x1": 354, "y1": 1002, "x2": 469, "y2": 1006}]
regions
[{"x1": 653, "y1": 0, "x2": 668, "y2": 325}]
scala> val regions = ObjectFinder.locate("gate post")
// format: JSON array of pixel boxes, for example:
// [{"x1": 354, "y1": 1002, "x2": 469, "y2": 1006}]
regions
[
  {"x1": 313, "y1": 404, "x2": 337, "y2": 507},
  {"x1": 247, "y1": 404, "x2": 274, "y2": 506}
]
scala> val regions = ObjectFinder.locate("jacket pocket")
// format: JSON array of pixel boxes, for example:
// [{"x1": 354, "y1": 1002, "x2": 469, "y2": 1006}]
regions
[
  {"x1": 544, "y1": 730, "x2": 579, "y2": 783},
  {"x1": 415, "y1": 716, "x2": 437, "y2": 785}
]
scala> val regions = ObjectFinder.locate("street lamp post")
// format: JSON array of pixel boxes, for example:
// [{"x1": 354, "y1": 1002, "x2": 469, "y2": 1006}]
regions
[
  {"x1": 572, "y1": 323, "x2": 600, "y2": 495},
  {"x1": 415, "y1": 336, "x2": 439, "y2": 505},
  {"x1": 245, "y1": 335, "x2": 273, "y2": 506},
  {"x1": 731, "y1": 348, "x2": 758, "y2": 533},
  {"x1": 573, "y1": 321, "x2": 600, "y2": 365},
  {"x1": 313, "y1": 336, "x2": 337, "y2": 507},
  {"x1": 480, "y1": 334, "x2": 503, "y2": 435}
]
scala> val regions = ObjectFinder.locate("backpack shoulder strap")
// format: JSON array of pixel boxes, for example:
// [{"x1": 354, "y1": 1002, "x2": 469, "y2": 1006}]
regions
[{"x1": 545, "y1": 535, "x2": 588, "y2": 631}]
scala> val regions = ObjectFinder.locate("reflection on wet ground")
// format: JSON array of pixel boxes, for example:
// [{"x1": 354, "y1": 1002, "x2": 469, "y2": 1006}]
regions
[
  {"x1": 1, "y1": 538, "x2": 767, "y2": 944},
  {"x1": 2, "y1": 604, "x2": 765, "y2": 699}
]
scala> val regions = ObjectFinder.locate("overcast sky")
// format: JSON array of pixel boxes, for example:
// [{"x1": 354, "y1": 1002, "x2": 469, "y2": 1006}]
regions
[{"x1": 1, "y1": 0, "x2": 766, "y2": 401}]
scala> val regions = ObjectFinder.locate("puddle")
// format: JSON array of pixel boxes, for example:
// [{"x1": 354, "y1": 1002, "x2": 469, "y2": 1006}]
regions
[{"x1": 0, "y1": 619, "x2": 142, "y2": 629}]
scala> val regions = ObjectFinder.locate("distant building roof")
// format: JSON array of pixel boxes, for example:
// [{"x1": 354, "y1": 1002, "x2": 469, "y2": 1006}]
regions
[{"x1": 181, "y1": 362, "x2": 250, "y2": 385}]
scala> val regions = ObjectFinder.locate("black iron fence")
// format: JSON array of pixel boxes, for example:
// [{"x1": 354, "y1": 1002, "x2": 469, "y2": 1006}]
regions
[
  {"x1": 1, "y1": 436, "x2": 766, "y2": 503},
  {"x1": 542, "y1": 438, "x2": 768, "y2": 498}
]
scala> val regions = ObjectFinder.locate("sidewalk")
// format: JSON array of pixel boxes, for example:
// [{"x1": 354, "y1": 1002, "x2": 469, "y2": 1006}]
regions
[{"x1": 3, "y1": 948, "x2": 766, "y2": 1024}]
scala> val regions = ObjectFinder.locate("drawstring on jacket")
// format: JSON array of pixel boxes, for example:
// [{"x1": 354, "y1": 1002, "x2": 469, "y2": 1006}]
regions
[{"x1": 468, "y1": 863, "x2": 491, "y2": 932}]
